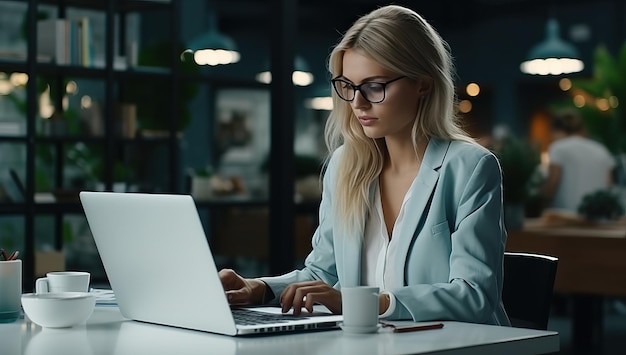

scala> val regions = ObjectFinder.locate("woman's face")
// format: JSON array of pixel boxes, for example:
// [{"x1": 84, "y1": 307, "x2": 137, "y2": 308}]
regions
[{"x1": 340, "y1": 48, "x2": 422, "y2": 140}]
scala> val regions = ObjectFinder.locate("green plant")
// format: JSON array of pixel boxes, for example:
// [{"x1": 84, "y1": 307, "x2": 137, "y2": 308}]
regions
[
  {"x1": 126, "y1": 41, "x2": 200, "y2": 131},
  {"x1": 192, "y1": 166, "x2": 213, "y2": 177},
  {"x1": 578, "y1": 189, "x2": 624, "y2": 220},
  {"x1": 555, "y1": 44, "x2": 626, "y2": 154},
  {"x1": 112, "y1": 162, "x2": 134, "y2": 182},
  {"x1": 65, "y1": 143, "x2": 103, "y2": 185},
  {"x1": 0, "y1": 222, "x2": 18, "y2": 251},
  {"x1": 62, "y1": 219, "x2": 74, "y2": 244},
  {"x1": 495, "y1": 136, "x2": 541, "y2": 205}
]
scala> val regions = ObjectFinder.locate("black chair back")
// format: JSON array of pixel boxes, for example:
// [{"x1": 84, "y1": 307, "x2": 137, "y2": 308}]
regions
[{"x1": 502, "y1": 252, "x2": 559, "y2": 330}]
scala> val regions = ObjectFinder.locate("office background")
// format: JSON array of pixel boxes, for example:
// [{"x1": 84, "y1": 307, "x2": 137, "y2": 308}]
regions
[{"x1": 1, "y1": 1, "x2": 625, "y2": 354}]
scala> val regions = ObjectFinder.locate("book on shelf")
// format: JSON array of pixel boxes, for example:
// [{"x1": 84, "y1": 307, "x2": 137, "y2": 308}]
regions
[
  {"x1": 78, "y1": 17, "x2": 93, "y2": 67},
  {"x1": 37, "y1": 17, "x2": 94, "y2": 66},
  {"x1": 37, "y1": 18, "x2": 68, "y2": 65}
]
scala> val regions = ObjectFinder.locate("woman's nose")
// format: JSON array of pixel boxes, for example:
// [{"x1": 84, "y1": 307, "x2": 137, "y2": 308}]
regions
[{"x1": 351, "y1": 90, "x2": 370, "y2": 109}]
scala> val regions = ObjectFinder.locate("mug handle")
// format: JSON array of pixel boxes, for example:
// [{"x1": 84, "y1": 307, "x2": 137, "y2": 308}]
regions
[{"x1": 35, "y1": 277, "x2": 49, "y2": 293}]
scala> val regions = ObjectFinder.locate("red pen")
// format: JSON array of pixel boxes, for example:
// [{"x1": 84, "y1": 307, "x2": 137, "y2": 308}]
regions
[
  {"x1": 8, "y1": 251, "x2": 19, "y2": 261},
  {"x1": 381, "y1": 321, "x2": 444, "y2": 333}
]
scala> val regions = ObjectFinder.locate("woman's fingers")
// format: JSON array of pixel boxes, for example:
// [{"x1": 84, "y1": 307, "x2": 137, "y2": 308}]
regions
[
  {"x1": 279, "y1": 281, "x2": 341, "y2": 316},
  {"x1": 291, "y1": 286, "x2": 316, "y2": 315},
  {"x1": 220, "y1": 274, "x2": 341, "y2": 311},
  {"x1": 225, "y1": 289, "x2": 249, "y2": 305},
  {"x1": 218, "y1": 269, "x2": 269, "y2": 305},
  {"x1": 218, "y1": 269, "x2": 243, "y2": 291},
  {"x1": 301, "y1": 290, "x2": 342, "y2": 314},
  {"x1": 302, "y1": 292, "x2": 325, "y2": 313},
  {"x1": 279, "y1": 281, "x2": 319, "y2": 313}
]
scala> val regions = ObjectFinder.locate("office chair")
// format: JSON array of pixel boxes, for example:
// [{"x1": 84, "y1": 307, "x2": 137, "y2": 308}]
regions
[{"x1": 502, "y1": 252, "x2": 559, "y2": 330}]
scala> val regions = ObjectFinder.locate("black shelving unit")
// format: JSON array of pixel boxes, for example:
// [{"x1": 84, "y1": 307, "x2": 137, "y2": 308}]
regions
[
  {"x1": 0, "y1": 0, "x2": 182, "y2": 290},
  {"x1": 1, "y1": 0, "x2": 309, "y2": 290}
]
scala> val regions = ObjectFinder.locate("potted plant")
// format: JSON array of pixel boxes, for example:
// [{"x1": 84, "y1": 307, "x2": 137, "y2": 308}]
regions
[
  {"x1": 189, "y1": 166, "x2": 214, "y2": 200},
  {"x1": 260, "y1": 154, "x2": 323, "y2": 201},
  {"x1": 125, "y1": 41, "x2": 200, "y2": 135},
  {"x1": 494, "y1": 136, "x2": 541, "y2": 229},
  {"x1": 578, "y1": 189, "x2": 624, "y2": 221}
]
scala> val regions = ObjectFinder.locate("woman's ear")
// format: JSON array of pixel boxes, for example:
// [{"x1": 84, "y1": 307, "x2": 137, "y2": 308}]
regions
[{"x1": 417, "y1": 77, "x2": 433, "y2": 97}]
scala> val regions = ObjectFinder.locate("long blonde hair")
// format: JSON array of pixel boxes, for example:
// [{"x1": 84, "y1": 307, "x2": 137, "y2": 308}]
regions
[{"x1": 324, "y1": 5, "x2": 474, "y2": 236}]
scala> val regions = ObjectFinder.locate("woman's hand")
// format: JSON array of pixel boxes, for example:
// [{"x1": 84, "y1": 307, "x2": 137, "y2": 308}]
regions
[
  {"x1": 218, "y1": 268, "x2": 266, "y2": 305},
  {"x1": 279, "y1": 281, "x2": 341, "y2": 316}
]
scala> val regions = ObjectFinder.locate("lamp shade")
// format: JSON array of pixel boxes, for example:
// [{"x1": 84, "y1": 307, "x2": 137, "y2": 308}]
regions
[
  {"x1": 255, "y1": 55, "x2": 314, "y2": 86},
  {"x1": 182, "y1": 11, "x2": 240, "y2": 66},
  {"x1": 187, "y1": 31, "x2": 240, "y2": 66},
  {"x1": 520, "y1": 19, "x2": 584, "y2": 75},
  {"x1": 304, "y1": 85, "x2": 333, "y2": 110}
]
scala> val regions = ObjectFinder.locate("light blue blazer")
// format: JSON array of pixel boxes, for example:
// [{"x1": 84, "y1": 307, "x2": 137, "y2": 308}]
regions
[{"x1": 261, "y1": 138, "x2": 511, "y2": 326}]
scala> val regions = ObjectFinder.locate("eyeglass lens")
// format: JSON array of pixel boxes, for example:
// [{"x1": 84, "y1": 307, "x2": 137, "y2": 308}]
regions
[{"x1": 333, "y1": 80, "x2": 386, "y2": 103}]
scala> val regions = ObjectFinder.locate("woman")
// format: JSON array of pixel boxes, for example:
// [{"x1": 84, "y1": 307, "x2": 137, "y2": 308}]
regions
[{"x1": 219, "y1": 4, "x2": 510, "y2": 325}]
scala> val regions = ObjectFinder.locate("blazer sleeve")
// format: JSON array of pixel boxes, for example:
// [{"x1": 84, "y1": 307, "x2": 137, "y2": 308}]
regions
[
  {"x1": 387, "y1": 153, "x2": 508, "y2": 325},
  {"x1": 259, "y1": 149, "x2": 341, "y2": 302}
]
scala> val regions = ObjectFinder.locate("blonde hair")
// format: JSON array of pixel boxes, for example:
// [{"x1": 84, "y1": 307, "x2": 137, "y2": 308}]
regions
[{"x1": 324, "y1": 5, "x2": 474, "y2": 236}]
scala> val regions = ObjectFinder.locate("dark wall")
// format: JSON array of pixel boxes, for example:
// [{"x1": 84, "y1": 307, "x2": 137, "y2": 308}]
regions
[{"x1": 177, "y1": 0, "x2": 626, "y2": 161}]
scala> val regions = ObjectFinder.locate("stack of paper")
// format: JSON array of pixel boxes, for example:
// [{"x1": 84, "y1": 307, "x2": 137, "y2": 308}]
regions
[{"x1": 90, "y1": 288, "x2": 117, "y2": 306}]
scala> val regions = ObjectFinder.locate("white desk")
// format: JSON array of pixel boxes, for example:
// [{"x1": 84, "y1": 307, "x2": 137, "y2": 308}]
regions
[{"x1": 1, "y1": 306, "x2": 559, "y2": 355}]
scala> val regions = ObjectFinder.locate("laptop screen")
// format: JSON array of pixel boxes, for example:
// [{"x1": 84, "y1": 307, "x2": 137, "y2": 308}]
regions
[{"x1": 80, "y1": 191, "x2": 341, "y2": 336}]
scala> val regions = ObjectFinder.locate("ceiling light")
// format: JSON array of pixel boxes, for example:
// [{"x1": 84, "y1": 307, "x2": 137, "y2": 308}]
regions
[
  {"x1": 304, "y1": 85, "x2": 333, "y2": 110},
  {"x1": 558, "y1": 78, "x2": 572, "y2": 91},
  {"x1": 255, "y1": 56, "x2": 314, "y2": 87},
  {"x1": 466, "y1": 83, "x2": 480, "y2": 97},
  {"x1": 520, "y1": 19, "x2": 584, "y2": 75},
  {"x1": 181, "y1": 4, "x2": 240, "y2": 66}
]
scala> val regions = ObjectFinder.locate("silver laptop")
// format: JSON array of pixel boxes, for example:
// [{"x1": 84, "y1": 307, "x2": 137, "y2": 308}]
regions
[{"x1": 79, "y1": 191, "x2": 342, "y2": 336}]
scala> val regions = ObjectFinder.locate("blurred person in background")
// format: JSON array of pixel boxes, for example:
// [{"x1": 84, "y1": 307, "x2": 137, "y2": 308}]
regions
[{"x1": 541, "y1": 109, "x2": 615, "y2": 213}]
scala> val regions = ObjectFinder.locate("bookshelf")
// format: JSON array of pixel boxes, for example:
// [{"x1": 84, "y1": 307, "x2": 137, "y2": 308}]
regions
[
  {"x1": 1, "y1": 0, "x2": 312, "y2": 289},
  {"x1": 0, "y1": 0, "x2": 182, "y2": 290}
]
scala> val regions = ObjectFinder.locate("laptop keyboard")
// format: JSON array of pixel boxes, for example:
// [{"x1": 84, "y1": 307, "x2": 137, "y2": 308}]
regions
[{"x1": 232, "y1": 308, "x2": 300, "y2": 325}]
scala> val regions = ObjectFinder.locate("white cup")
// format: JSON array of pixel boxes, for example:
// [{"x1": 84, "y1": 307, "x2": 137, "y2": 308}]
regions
[
  {"x1": 341, "y1": 286, "x2": 379, "y2": 333},
  {"x1": 35, "y1": 271, "x2": 90, "y2": 294}
]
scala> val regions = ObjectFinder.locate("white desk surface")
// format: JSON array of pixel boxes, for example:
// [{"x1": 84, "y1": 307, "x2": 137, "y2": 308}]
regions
[{"x1": 1, "y1": 306, "x2": 559, "y2": 355}]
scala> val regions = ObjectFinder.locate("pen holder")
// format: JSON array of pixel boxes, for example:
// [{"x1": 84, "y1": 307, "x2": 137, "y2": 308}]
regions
[{"x1": 0, "y1": 259, "x2": 22, "y2": 323}]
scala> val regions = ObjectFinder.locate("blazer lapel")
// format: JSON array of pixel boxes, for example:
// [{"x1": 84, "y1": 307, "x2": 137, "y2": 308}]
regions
[
  {"x1": 391, "y1": 139, "x2": 449, "y2": 284},
  {"x1": 335, "y1": 183, "x2": 377, "y2": 288},
  {"x1": 338, "y1": 233, "x2": 361, "y2": 287}
]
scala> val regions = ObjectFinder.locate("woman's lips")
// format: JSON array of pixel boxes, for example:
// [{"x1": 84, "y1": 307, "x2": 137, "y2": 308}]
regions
[{"x1": 358, "y1": 116, "x2": 377, "y2": 126}]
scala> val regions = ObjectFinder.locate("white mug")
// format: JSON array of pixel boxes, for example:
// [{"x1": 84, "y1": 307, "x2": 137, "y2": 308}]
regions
[
  {"x1": 341, "y1": 286, "x2": 379, "y2": 333},
  {"x1": 35, "y1": 271, "x2": 90, "y2": 294}
]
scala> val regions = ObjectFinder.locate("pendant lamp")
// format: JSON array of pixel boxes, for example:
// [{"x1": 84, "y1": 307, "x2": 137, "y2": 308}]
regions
[
  {"x1": 255, "y1": 55, "x2": 314, "y2": 87},
  {"x1": 181, "y1": 3, "x2": 240, "y2": 66},
  {"x1": 520, "y1": 18, "x2": 584, "y2": 75},
  {"x1": 304, "y1": 85, "x2": 333, "y2": 110}
]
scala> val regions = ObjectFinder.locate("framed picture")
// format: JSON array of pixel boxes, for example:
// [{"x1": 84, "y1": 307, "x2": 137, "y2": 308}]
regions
[{"x1": 213, "y1": 88, "x2": 270, "y2": 196}]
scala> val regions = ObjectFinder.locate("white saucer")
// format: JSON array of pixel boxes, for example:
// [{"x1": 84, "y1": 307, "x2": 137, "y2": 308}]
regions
[{"x1": 339, "y1": 323, "x2": 382, "y2": 334}]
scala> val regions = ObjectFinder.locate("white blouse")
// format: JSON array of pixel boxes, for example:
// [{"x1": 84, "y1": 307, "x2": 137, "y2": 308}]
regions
[{"x1": 361, "y1": 177, "x2": 417, "y2": 290}]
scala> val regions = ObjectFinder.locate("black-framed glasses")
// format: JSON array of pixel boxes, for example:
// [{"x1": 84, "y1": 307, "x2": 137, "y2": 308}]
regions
[{"x1": 331, "y1": 76, "x2": 407, "y2": 103}]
